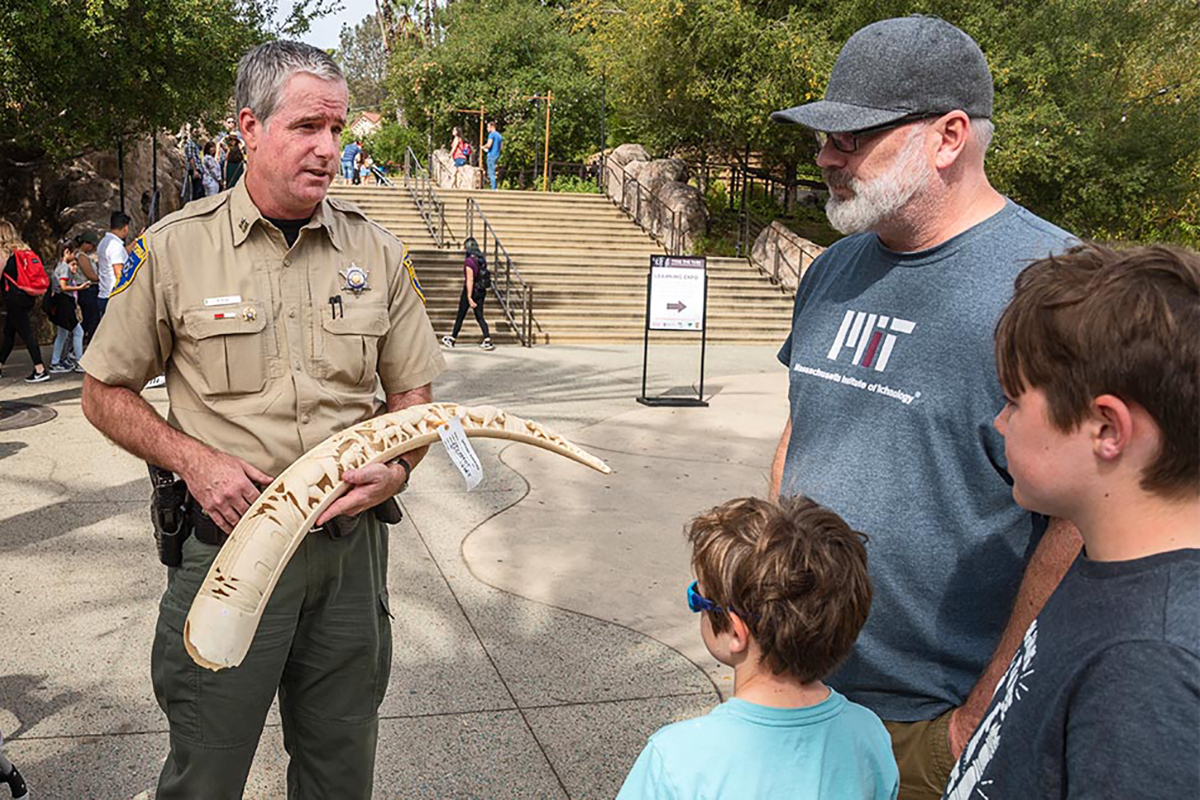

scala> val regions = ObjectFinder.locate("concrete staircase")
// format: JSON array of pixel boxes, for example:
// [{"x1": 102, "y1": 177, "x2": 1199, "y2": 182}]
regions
[{"x1": 327, "y1": 184, "x2": 794, "y2": 346}]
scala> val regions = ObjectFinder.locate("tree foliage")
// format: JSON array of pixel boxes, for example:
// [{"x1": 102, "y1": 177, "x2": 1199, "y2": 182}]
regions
[
  {"x1": 385, "y1": 0, "x2": 603, "y2": 173},
  {"x1": 337, "y1": 13, "x2": 389, "y2": 111},
  {"x1": 576, "y1": 0, "x2": 1200, "y2": 244},
  {"x1": 0, "y1": 0, "x2": 339, "y2": 164}
]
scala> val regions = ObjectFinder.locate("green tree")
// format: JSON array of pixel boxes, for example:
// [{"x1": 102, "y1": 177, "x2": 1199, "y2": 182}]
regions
[
  {"x1": 385, "y1": 0, "x2": 603, "y2": 180},
  {"x1": 0, "y1": 0, "x2": 340, "y2": 164},
  {"x1": 337, "y1": 13, "x2": 388, "y2": 111}
]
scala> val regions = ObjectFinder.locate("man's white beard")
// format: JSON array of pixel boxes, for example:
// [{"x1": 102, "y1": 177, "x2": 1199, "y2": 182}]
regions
[{"x1": 823, "y1": 129, "x2": 935, "y2": 235}]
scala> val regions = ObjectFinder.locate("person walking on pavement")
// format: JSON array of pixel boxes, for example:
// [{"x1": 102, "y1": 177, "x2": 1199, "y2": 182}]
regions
[
  {"x1": 340, "y1": 139, "x2": 361, "y2": 182},
  {"x1": 74, "y1": 230, "x2": 102, "y2": 347},
  {"x1": 769, "y1": 17, "x2": 1080, "y2": 799},
  {"x1": 483, "y1": 121, "x2": 502, "y2": 190},
  {"x1": 441, "y1": 237, "x2": 494, "y2": 351},
  {"x1": 95, "y1": 211, "x2": 129, "y2": 324},
  {"x1": 0, "y1": 221, "x2": 50, "y2": 383},
  {"x1": 0, "y1": 730, "x2": 29, "y2": 800},
  {"x1": 80, "y1": 40, "x2": 445, "y2": 799},
  {"x1": 48, "y1": 239, "x2": 88, "y2": 372}
]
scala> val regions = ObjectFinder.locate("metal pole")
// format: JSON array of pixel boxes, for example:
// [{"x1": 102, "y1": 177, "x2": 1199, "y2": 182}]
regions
[
  {"x1": 543, "y1": 90, "x2": 552, "y2": 191},
  {"x1": 151, "y1": 131, "x2": 158, "y2": 224},
  {"x1": 600, "y1": 72, "x2": 607, "y2": 189},
  {"x1": 698, "y1": 267, "x2": 708, "y2": 403},
  {"x1": 117, "y1": 137, "x2": 126, "y2": 213},
  {"x1": 531, "y1": 100, "x2": 539, "y2": 189},
  {"x1": 640, "y1": 267, "x2": 652, "y2": 400}
]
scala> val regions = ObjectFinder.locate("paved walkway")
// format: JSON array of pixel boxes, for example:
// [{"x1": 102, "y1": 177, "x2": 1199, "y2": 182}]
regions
[{"x1": 0, "y1": 343, "x2": 787, "y2": 798}]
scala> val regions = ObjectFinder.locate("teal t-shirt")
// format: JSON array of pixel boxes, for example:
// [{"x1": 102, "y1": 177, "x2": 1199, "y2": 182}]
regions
[
  {"x1": 486, "y1": 130, "x2": 502, "y2": 161},
  {"x1": 617, "y1": 692, "x2": 898, "y2": 800}
]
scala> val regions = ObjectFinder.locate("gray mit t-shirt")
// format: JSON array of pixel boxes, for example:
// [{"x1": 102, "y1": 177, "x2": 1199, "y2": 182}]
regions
[
  {"x1": 777, "y1": 200, "x2": 1074, "y2": 722},
  {"x1": 943, "y1": 549, "x2": 1200, "y2": 799}
]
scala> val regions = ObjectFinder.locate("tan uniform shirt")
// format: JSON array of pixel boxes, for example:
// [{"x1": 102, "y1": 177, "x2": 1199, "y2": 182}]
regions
[{"x1": 80, "y1": 180, "x2": 445, "y2": 476}]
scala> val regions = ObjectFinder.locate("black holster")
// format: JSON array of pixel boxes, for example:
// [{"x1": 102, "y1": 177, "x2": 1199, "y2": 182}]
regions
[{"x1": 148, "y1": 464, "x2": 191, "y2": 567}]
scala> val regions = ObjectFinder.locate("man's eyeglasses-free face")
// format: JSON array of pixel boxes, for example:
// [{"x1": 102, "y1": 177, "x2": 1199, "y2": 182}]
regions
[
  {"x1": 687, "y1": 580, "x2": 726, "y2": 614},
  {"x1": 814, "y1": 113, "x2": 941, "y2": 154}
]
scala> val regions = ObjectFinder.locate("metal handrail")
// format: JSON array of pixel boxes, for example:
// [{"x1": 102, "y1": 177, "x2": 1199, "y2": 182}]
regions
[
  {"x1": 741, "y1": 208, "x2": 822, "y2": 292},
  {"x1": 602, "y1": 158, "x2": 687, "y2": 255},
  {"x1": 403, "y1": 147, "x2": 448, "y2": 247},
  {"x1": 465, "y1": 198, "x2": 536, "y2": 347}
]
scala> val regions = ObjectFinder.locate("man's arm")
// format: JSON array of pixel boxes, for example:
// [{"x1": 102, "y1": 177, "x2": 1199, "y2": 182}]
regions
[
  {"x1": 317, "y1": 382, "x2": 433, "y2": 524},
  {"x1": 769, "y1": 417, "x2": 792, "y2": 501},
  {"x1": 81, "y1": 375, "x2": 272, "y2": 533},
  {"x1": 948, "y1": 516, "x2": 1083, "y2": 755}
]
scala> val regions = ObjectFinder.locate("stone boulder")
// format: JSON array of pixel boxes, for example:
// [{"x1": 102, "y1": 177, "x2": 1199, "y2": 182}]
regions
[
  {"x1": 603, "y1": 145, "x2": 706, "y2": 253},
  {"x1": 751, "y1": 221, "x2": 825, "y2": 292},
  {"x1": 431, "y1": 149, "x2": 482, "y2": 190}
]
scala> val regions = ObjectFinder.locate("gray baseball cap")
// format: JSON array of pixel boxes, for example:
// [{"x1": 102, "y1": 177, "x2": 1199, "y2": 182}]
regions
[{"x1": 772, "y1": 16, "x2": 993, "y2": 133}]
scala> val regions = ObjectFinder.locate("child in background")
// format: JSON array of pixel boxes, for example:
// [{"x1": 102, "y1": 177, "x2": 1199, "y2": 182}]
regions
[
  {"x1": 49, "y1": 241, "x2": 88, "y2": 373},
  {"x1": 944, "y1": 243, "x2": 1200, "y2": 799},
  {"x1": 618, "y1": 496, "x2": 898, "y2": 800}
]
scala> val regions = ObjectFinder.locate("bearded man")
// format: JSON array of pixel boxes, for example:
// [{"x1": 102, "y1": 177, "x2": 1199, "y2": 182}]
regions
[{"x1": 768, "y1": 17, "x2": 1081, "y2": 800}]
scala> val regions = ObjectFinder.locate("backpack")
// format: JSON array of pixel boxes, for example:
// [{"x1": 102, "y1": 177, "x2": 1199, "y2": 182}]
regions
[
  {"x1": 4, "y1": 249, "x2": 50, "y2": 296},
  {"x1": 461, "y1": 142, "x2": 472, "y2": 160},
  {"x1": 475, "y1": 253, "x2": 492, "y2": 291}
]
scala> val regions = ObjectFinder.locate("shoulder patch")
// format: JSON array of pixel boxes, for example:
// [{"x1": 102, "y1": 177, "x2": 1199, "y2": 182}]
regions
[
  {"x1": 403, "y1": 250, "x2": 425, "y2": 305},
  {"x1": 110, "y1": 236, "x2": 148, "y2": 297}
]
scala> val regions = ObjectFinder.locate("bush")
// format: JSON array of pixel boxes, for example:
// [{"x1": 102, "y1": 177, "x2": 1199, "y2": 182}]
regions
[
  {"x1": 361, "y1": 122, "x2": 428, "y2": 171},
  {"x1": 550, "y1": 175, "x2": 600, "y2": 194}
]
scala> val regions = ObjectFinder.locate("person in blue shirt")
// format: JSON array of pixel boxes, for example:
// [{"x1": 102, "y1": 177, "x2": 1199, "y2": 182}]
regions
[
  {"x1": 483, "y1": 121, "x2": 502, "y2": 190},
  {"x1": 618, "y1": 496, "x2": 898, "y2": 800},
  {"x1": 340, "y1": 140, "x2": 361, "y2": 182}
]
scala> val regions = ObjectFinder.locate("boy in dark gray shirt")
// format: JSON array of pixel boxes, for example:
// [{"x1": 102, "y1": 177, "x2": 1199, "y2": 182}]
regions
[{"x1": 943, "y1": 243, "x2": 1200, "y2": 799}]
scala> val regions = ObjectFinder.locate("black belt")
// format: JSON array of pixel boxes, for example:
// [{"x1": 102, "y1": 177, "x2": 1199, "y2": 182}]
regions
[{"x1": 188, "y1": 496, "x2": 402, "y2": 545}]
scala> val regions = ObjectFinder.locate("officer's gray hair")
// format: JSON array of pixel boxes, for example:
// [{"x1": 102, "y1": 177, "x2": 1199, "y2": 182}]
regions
[
  {"x1": 972, "y1": 118, "x2": 995, "y2": 156},
  {"x1": 235, "y1": 40, "x2": 345, "y2": 127}
]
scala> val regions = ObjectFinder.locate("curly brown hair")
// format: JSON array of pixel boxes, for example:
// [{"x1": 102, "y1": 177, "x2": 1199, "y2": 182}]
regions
[{"x1": 687, "y1": 496, "x2": 872, "y2": 684}]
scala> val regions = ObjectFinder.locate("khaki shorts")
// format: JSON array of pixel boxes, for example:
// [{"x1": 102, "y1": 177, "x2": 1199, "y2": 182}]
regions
[{"x1": 884, "y1": 709, "x2": 957, "y2": 800}]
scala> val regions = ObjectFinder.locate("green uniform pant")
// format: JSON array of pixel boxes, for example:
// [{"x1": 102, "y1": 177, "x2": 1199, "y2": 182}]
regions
[{"x1": 151, "y1": 516, "x2": 393, "y2": 799}]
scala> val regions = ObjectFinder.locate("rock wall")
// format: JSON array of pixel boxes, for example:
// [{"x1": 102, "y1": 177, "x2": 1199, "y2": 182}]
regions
[
  {"x1": 751, "y1": 221, "x2": 825, "y2": 292},
  {"x1": 603, "y1": 144, "x2": 705, "y2": 254},
  {"x1": 0, "y1": 133, "x2": 187, "y2": 343},
  {"x1": 431, "y1": 149, "x2": 483, "y2": 190},
  {"x1": 0, "y1": 133, "x2": 186, "y2": 263}
]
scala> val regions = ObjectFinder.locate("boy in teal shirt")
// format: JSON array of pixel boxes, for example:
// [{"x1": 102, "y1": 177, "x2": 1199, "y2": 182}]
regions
[{"x1": 618, "y1": 497, "x2": 898, "y2": 799}]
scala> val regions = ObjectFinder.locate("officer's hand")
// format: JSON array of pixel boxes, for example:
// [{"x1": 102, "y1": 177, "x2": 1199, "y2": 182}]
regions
[
  {"x1": 182, "y1": 447, "x2": 274, "y2": 534},
  {"x1": 317, "y1": 463, "x2": 406, "y2": 526}
]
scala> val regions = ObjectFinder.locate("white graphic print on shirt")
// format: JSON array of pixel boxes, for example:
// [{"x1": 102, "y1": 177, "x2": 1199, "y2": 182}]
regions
[{"x1": 944, "y1": 620, "x2": 1040, "y2": 800}]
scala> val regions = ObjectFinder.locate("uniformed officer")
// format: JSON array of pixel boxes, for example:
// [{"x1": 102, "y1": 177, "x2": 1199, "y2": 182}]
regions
[{"x1": 80, "y1": 41, "x2": 445, "y2": 798}]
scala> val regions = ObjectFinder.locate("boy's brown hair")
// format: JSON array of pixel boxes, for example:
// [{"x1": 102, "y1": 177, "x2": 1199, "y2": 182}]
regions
[
  {"x1": 995, "y1": 243, "x2": 1200, "y2": 498},
  {"x1": 687, "y1": 496, "x2": 871, "y2": 684}
]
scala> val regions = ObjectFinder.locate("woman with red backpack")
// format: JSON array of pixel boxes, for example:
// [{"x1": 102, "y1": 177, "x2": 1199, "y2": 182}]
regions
[{"x1": 0, "y1": 221, "x2": 50, "y2": 382}]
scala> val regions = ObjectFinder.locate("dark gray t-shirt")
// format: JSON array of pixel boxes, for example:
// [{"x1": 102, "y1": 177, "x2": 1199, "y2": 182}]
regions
[
  {"x1": 944, "y1": 549, "x2": 1200, "y2": 799},
  {"x1": 777, "y1": 201, "x2": 1074, "y2": 721}
]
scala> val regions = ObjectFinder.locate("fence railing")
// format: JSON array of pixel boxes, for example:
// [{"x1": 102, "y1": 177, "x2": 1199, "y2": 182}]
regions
[
  {"x1": 739, "y1": 208, "x2": 822, "y2": 292},
  {"x1": 403, "y1": 147, "x2": 448, "y2": 248},
  {"x1": 603, "y1": 158, "x2": 687, "y2": 256},
  {"x1": 465, "y1": 198, "x2": 535, "y2": 347}
]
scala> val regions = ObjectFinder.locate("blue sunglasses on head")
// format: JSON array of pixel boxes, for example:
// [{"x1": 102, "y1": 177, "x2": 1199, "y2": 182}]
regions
[{"x1": 686, "y1": 580, "x2": 726, "y2": 614}]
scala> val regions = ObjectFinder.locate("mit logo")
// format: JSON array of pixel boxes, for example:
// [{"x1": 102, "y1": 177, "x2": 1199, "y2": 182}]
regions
[{"x1": 826, "y1": 310, "x2": 916, "y2": 372}]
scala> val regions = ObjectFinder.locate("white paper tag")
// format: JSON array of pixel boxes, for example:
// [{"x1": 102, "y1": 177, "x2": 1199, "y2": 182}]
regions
[
  {"x1": 204, "y1": 295, "x2": 242, "y2": 307},
  {"x1": 438, "y1": 416, "x2": 483, "y2": 490}
]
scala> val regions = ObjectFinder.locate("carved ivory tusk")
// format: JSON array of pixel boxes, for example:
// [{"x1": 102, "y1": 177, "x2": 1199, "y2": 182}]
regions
[{"x1": 184, "y1": 403, "x2": 611, "y2": 671}]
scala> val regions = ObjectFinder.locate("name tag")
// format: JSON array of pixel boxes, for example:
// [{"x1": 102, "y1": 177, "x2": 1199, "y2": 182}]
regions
[{"x1": 204, "y1": 295, "x2": 242, "y2": 307}]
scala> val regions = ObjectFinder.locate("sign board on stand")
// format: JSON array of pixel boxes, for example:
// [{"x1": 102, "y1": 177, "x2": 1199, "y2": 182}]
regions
[{"x1": 638, "y1": 255, "x2": 709, "y2": 407}]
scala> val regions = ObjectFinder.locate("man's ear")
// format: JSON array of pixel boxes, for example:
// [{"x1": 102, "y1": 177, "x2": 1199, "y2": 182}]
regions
[
  {"x1": 239, "y1": 109, "x2": 259, "y2": 154},
  {"x1": 1091, "y1": 394, "x2": 1135, "y2": 462},
  {"x1": 933, "y1": 111, "x2": 971, "y2": 170}
]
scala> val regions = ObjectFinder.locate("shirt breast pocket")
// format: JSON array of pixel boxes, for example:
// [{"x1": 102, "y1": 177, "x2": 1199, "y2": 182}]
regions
[
  {"x1": 182, "y1": 306, "x2": 269, "y2": 396},
  {"x1": 314, "y1": 302, "x2": 388, "y2": 388}
]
